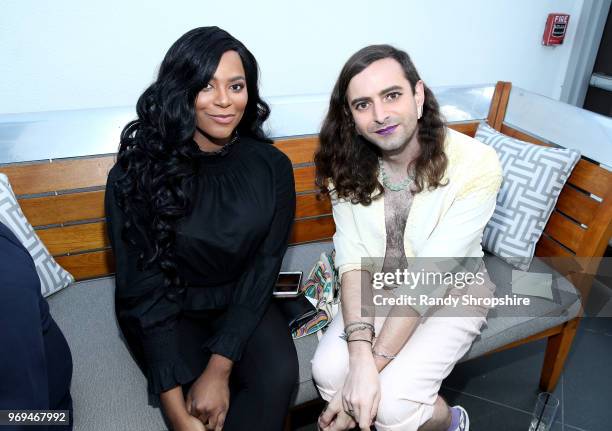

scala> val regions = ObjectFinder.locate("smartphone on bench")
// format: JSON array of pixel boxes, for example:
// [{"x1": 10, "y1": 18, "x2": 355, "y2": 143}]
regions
[{"x1": 273, "y1": 271, "x2": 303, "y2": 297}]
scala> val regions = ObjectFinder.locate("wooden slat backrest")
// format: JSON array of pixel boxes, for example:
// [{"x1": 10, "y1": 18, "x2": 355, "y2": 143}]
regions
[
  {"x1": 7, "y1": 80, "x2": 611, "y2": 282},
  {"x1": 0, "y1": 137, "x2": 331, "y2": 280},
  {"x1": 2, "y1": 156, "x2": 116, "y2": 196},
  {"x1": 20, "y1": 190, "x2": 106, "y2": 227},
  {"x1": 0, "y1": 122, "x2": 480, "y2": 281}
]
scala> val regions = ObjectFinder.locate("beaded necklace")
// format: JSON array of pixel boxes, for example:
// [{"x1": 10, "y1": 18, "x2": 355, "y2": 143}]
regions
[{"x1": 378, "y1": 158, "x2": 415, "y2": 192}]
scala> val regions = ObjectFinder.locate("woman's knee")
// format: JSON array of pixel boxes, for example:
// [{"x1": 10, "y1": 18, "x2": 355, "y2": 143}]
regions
[
  {"x1": 244, "y1": 352, "x2": 298, "y2": 400},
  {"x1": 273, "y1": 355, "x2": 299, "y2": 393},
  {"x1": 239, "y1": 321, "x2": 298, "y2": 394},
  {"x1": 264, "y1": 337, "x2": 299, "y2": 393}
]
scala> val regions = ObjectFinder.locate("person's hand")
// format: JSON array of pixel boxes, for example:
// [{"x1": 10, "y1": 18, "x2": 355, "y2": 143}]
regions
[
  {"x1": 318, "y1": 389, "x2": 356, "y2": 431},
  {"x1": 185, "y1": 365, "x2": 230, "y2": 431},
  {"x1": 174, "y1": 414, "x2": 207, "y2": 431},
  {"x1": 342, "y1": 350, "x2": 380, "y2": 430}
]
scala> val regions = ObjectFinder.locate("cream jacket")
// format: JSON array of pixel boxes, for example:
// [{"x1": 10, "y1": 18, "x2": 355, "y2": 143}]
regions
[{"x1": 332, "y1": 128, "x2": 503, "y2": 299}]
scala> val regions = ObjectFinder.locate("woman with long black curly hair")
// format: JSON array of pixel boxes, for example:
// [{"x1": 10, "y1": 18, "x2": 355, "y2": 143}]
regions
[{"x1": 105, "y1": 27, "x2": 298, "y2": 431}]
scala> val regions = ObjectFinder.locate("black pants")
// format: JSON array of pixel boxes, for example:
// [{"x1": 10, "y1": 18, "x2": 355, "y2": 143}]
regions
[
  {"x1": 224, "y1": 302, "x2": 298, "y2": 430},
  {"x1": 179, "y1": 302, "x2": 298, "y2": 431}
]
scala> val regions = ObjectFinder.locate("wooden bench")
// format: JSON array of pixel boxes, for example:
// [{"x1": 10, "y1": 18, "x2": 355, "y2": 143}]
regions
[{"x1": 1, "y1": 81, "x2": 611, "y2": 428}]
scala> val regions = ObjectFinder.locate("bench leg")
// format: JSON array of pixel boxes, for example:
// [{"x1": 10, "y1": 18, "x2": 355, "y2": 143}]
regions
[{"x1": 539, "y1": 317, "x2": 580, "y2": 392}]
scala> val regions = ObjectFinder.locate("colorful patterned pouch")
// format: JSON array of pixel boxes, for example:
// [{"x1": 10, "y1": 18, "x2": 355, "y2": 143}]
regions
[{"x1": 291, "y1": 251, "x2": 340, "y2": 339}]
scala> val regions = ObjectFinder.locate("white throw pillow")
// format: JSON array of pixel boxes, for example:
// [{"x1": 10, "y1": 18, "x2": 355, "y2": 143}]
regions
[
  {"x1": 475, "y1": 122, "x2": 581, "y2": 270},
  {"x1": 0, "y1": 173, "x2": 74, "y2": 296}
]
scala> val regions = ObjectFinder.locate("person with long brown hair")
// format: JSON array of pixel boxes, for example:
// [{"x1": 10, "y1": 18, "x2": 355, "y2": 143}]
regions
[{"x1": 312, "y1": 45, "x2": 502, "y2": 431}]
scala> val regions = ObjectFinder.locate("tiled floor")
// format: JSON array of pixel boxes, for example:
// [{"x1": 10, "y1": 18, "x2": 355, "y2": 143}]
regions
[
  {"x1": 292, "y1": 280, "x2": 612, "y2": 431},
  {"x1": 439, "y1": 317, "x2": 612, "y2": 431}
]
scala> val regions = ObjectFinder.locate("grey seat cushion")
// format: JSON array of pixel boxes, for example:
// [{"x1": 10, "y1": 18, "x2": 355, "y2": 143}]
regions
[
  {"x1": 47, "y1": 242, "x2": 579, "y2": 430},
  {"x1": 461, "y1": 252, "x2": 581, "y2": 361},
  {"x1": 48, "y1": 276, "x2": 168, "y2": 431}
]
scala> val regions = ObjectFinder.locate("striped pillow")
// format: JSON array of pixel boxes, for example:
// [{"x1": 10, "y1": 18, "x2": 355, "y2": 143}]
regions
[{"x1": 0, "y1": 173, "x2": 74, "y2": 296}]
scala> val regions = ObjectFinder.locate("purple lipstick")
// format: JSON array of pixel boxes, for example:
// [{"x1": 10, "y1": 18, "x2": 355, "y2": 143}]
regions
[{"x1": 375, "y1": 125, "x2": 398, "y2": 136}]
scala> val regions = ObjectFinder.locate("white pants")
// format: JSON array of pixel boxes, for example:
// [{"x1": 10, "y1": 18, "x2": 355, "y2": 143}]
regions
[{"x1": 311, "y1": 307, "x2": 487, "y2": 431}]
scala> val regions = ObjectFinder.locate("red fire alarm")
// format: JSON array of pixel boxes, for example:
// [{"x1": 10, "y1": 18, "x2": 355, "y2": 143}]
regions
[{"x1": 543, "y1": 13, "x2": 570, "y2": 46}]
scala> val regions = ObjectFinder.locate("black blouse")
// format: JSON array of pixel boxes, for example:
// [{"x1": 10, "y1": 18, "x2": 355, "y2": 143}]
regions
[{"x1": 105, "y1": 136, "x2": 296, "y2": 394}]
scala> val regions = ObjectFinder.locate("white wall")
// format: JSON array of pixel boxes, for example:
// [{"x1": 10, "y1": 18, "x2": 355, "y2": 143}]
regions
[{"x1": 0, "y1": 0, "x2": 587, "y2": 115}]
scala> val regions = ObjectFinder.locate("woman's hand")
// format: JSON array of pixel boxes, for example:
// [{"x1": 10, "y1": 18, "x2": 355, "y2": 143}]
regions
[
  {"x1": 186, "y1": 354, "x2": 232, "y2": 431},
  {"x1": 175, "y1": 414, "x2": 207, "y2": 431},
  {"x1": 185, "y1": 371, "x2": 229, "y2": 430},
  {"x1": 342, "y1": 346, "x2": 380, "y2": 431},
  {"x1": 318, "y1": 389, "x2": 356, "y2": 431}
]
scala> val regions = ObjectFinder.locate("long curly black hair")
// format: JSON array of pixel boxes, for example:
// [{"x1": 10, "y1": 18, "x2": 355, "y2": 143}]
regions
[
  {"x1": 113, "y1": 27, "x2": 270, "y2": 288},
  {"x1": 314, "y1": 44, "x2": 447, "y2": 205}
]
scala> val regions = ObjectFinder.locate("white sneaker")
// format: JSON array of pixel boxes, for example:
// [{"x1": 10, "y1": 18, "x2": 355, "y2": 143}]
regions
[{"x1": 452, "y1": 405, "x2": 470, "y2": 431}]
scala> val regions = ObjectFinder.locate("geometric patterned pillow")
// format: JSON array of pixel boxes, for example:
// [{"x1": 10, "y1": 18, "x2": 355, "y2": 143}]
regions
[
  {"x1": 0, "y1": 173, "x2": 74, "y2": 296},
  {"x1": 475, "y1": 122, "x2": 581, "y2": 271}
]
